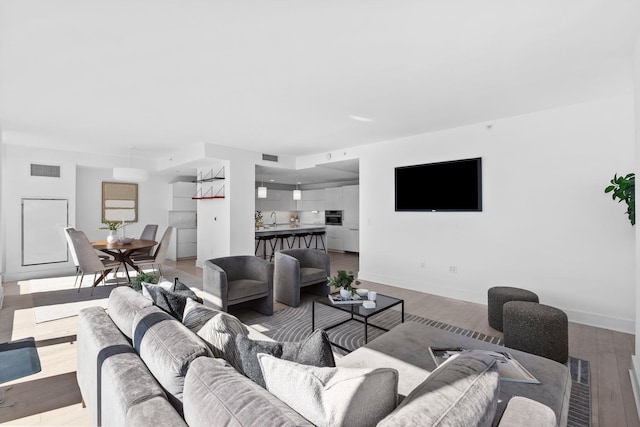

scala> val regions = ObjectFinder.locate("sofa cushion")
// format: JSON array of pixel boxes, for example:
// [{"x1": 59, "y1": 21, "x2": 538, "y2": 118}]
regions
[
  {"x1": 236, "y1": 329, "x2": 335, "y2": 387},
  {"x1": 107, "y1": 286, "x2": 154, "y2": 339},
  {"x1": 132, "y1": 305, "x2": 212, "y2": 413},
  {"x1": 498, "y1": 396, "x2": 557, "y2": 427},
  {"x1": 194, "y1": 308, "x2": 248, "y2": 372},
  {"x1": 184, "y1": 357, "x2": 313, "y2": 427},
  {"x1": 300, "y1": 267, "x2": 327, "y2": 285},
  {"x1": 126, "y1": 396, "x2": 188, "y2": 427},
  {"x1": 377, "y1": 350, "x2": 499, "y2": 427},
  {"x1": 258, "y1": 354, "x2": 398, "y2": 427}
]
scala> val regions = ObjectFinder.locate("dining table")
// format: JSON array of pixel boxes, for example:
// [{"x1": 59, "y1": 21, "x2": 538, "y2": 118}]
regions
[{"x1": 91, "y1": 239, "x2": 158, "y2": 283}]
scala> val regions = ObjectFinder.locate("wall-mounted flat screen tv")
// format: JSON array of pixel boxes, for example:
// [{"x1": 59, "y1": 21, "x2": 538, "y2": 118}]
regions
[{"x1": 395, "y1": 157, "x2": 482, "y2": 212}]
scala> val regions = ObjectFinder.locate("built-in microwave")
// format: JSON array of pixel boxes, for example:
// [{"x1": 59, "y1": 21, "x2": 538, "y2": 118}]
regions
[{"x1": 325, "y1": 210, "x2": 343, "y2": 226}]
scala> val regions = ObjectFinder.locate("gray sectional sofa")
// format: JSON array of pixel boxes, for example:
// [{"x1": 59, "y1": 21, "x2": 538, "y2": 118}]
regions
[{"x1": 77, "y1": 286, "x2": 570, "y2": 426}]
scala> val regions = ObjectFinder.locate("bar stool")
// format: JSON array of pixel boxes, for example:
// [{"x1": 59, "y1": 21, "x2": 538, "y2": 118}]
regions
[
  {"x1": 270, "y1": 233, "x2": 294, "y2": 261},
  {"x1": 307, "y1": 231, "x2": 326, "y2": 252},
  {"x1": 255, "y1": 234, "x2": 275, "y2": 260},
  {"x1": 293, "y1": 232, "x2": 310, "y2": 248}
]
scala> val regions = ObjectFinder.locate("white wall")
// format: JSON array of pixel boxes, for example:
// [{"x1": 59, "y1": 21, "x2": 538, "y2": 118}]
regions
[
  {"x1": 75, "y1": 166, "x2": 172, "y2": 243},
  {"x1": 2, "y1": 144, "x2": 78, "y2": 280},
  {"x1": 357, "y1": 95, "x2": 636, "y2": 332},
  {"x1": 0, "y1": 144, "x2": 172, "y2": 281}
]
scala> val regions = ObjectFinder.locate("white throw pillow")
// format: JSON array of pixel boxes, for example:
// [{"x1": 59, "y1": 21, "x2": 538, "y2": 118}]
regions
[{"x1": 257, "y1": 354, "x2": 398, "y2": 427}]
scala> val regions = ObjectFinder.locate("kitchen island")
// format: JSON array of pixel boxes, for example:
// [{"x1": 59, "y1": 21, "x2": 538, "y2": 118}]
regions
[{"x1": 255, "y1": 224, "x2": 326, "y2": 259}]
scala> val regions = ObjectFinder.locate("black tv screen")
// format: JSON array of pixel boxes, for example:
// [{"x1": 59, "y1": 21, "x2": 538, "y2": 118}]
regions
[{"x1": 395, "y1": 157, "x2": 482, "y2": 212}]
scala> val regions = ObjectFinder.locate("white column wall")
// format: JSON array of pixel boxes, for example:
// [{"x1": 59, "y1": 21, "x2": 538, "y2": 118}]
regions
[{"x1": 356, "y1": 95, "x2": 636, "y2": 332}]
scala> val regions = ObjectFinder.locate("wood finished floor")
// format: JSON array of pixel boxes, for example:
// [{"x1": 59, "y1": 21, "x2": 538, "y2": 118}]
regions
[{"x1": 0, "y1": 252, "x2": 637, "y2": 426}]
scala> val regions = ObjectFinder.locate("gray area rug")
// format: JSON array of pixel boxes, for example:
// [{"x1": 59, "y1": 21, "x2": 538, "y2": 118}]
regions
[
  {"x1": 0, "y1": 337, "x2": 41, "y2": 384},
  {"x1": 241, "y1": 299, "x2": 591, "y2": 427}
]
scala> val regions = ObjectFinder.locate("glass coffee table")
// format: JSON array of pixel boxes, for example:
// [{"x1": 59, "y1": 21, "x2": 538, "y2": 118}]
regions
[{"x1": 312, "y1": 293, "x2": 405, "y2": 352}]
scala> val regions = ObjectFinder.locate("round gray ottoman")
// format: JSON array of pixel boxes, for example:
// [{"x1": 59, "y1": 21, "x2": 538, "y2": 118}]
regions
[
  {"x1": 487, "y1": 286, "x2": 539, "y2": 331},
  {"x1": 503, "y1": 301, "x2": 568, "y2": 364}
]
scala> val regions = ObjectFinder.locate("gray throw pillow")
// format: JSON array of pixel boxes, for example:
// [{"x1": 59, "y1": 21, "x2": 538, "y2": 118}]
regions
[
  {"x1": 236, "y1": 329, "x2": 336, "y2": 388},
  {"x1": 141, "y1": 276, "x2": 173, "y2": 300},
  {"x1": 377, "y1": 350, "x2": 499, "y2": 427},
  {"x1": 153, "y1": 282, "x2": 203, "y2": 320}
]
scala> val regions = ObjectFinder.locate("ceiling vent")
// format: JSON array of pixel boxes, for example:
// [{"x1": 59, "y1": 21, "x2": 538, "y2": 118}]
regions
[
  {"x1": 262, "y1": 154, "x2": 278, "y2": 162},
  {"x1": 30, "y1": 164, "x2": 61, "y2": 178}
]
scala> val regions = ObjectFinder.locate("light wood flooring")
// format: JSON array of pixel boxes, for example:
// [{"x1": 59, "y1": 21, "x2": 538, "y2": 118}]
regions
[{"x1": 0, "y1": 252, "x2": 638, "y2": 426}]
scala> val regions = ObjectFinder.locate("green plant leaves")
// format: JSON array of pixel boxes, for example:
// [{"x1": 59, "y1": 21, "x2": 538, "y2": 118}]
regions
[{"x1": 605, "y1": 172, "x2": 635, "y2": 225}]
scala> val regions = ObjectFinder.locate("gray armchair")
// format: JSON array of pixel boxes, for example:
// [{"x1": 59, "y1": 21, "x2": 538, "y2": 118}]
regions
[
  {"x1": 203, "y1": 256, "x2": 274, "y2": 315},
  {"x1": 274, "y1": 249, "x2": 330, "y2": 307}
]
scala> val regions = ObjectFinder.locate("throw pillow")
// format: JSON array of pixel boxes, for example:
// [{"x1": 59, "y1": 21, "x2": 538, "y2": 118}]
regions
[
  {"x1": 258, "y1": 354, "x2": 398, "y2": 427},
  {"x1": 377, "y1": 350, "x2": 499, "y2": 427},
  {"x1": 196, "y1": 311, "x2": 249, "y2": 372},
  {"x1": 152, "y1": 282, "x2": 203, "y2": 320},
  {"x1": 236, "y1": 329, "x2": 335, "y2": 388},
  {"x1": 182, "y1": 298, "x2": 222, "y2": 332},
  {"x1": 140, "y1": 276, "x2": 173, "y2": 300},
  {"x1": 173, "y1": 278, "x2": 203, "y2": 303}
]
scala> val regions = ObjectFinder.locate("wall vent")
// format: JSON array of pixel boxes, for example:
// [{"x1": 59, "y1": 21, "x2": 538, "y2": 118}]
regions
[
  {"x1": 262, "y1": 154, "x2": 278, "y2": 162},
  {"x1": 30, "y1": 164, "x2": 61, "y2": 178}
]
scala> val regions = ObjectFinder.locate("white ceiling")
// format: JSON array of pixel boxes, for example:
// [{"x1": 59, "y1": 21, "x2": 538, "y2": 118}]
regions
[{"x1": 1, "y1": 1, "x2": 639, "y2": 182}]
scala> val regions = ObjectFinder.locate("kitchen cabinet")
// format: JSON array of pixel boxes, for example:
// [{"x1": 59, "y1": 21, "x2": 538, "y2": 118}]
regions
[
  {"x1": 324, "y1": 187, "x2": 343, "y2": 210},
  {"x1": 256, "y1": 189, "x2": 296, "y2": 211},
  {"x1": 176, "y1": 228, "x2": 197, "y2": 258},
  {"x1": 342, "y1": 185, "x2": 359, "y2": 226},
  {"x1": 343, "y1": 227, "x2": 359, "y2": 252},
  {"x1": 172, "y1": 182, "x2": 197, "y2": 211},
  {"x1": 326, "y1": 225, "x2": 344, "y2": 251},
  {"x1": 297, "y1": 189, "x2": 324, "y2": 211}
]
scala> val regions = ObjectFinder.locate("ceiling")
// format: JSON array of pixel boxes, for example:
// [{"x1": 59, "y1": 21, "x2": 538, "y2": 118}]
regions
[
  {"x1": 256, "y1": 159, "x2": 359, "y2": 187},
  {"x1": 1, "y1": 1, "x2": 639, "y2": 183}
]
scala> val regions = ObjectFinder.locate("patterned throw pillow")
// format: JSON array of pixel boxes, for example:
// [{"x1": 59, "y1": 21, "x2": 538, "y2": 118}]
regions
[
  {"x1": 258, "y1": 354, "x2": 398, "y2": 427},
  {"x1": 141, "y1": 276, "x2": 173, "y2": 300},
  {"x1": 236, "y1": 329, "x2": 335, "y2": 388},
  {"x1": 194, "y1": 310, "x2": 249, "y2": 372},
  {"x1": 182, "y1": 298, "x2": 222, "y2": 332}
]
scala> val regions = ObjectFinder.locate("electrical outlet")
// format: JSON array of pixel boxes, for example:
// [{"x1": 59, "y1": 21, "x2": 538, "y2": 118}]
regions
[{"x1": 449, "y1": 266, "x2": 457, "y2": 273}]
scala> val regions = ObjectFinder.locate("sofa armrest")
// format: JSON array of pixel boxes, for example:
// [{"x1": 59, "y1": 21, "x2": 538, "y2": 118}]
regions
[{"x1": 498, "y1": 396, "x2": 557, "y2": 427}]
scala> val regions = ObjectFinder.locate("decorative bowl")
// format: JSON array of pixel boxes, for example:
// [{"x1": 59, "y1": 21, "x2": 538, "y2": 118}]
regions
[
  {"x1": 120, "y1": 237, "x2": 134, "y2": 244},
  {"x1": 356, "y1": 288, "x2": 369, "y2": 297}
]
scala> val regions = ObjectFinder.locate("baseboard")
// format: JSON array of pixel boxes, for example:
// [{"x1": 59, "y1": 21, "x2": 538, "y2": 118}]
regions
[
  {"x1": 630, "y1": 356, "x2": 640, "y2": 421},
  {"x1": 357, "y1": 270, "x2": 635, "y2": 334}
]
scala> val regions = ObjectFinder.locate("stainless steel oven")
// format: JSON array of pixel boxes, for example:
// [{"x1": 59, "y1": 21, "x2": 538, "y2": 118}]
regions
[{"x1": 325, "y1": 210, "x2": 343, "y2": 226}]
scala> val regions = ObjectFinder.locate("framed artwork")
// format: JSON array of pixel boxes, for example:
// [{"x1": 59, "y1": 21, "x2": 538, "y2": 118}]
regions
[{"x1": 102, "y1": 182, "x2": 138, "y2": 223}]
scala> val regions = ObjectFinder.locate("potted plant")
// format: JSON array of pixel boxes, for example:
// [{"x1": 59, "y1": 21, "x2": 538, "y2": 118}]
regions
[
  {"x1": 255, "y1": 211, "x2": 263, "y2": 229},
  {"x1": 605, "y1": 173, "x2": 635, "y2": 225},
  {"x1": 327, "y1": 270, "x2": 361, "y2": 298},
  {"x1": 129, "y1": 271, "x2": 158, "y2": 292},
  {"x1": 98, "y1": 221, "x2": 124, "y2": 243}
]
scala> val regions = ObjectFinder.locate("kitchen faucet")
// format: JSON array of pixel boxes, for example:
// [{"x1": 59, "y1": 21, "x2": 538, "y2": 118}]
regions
[{"x1": 271, "y1": 211, "x2": 277, "y2": 226}]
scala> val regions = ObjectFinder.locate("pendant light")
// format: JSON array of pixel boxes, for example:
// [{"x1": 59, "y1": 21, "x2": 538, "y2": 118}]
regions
[
  {"x1": 113, "y1": 146, "x2": 149, "y2": 182},
  {"x1": 293, "y1": 183, "x2": 301, "y2": 200},
  {"x1": 258, "y1": 181, "x2": 267, "y2": 198}
]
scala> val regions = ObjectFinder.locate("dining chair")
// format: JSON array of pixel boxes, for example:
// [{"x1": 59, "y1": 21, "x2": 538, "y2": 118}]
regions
[
  {"x1": 130, "y1": 224, "x2": 159, "y2": 258},
  {"x1": 68, "y1": 229, "x2": 121, "y2": 294},
  {"x1": 63, "y1": 227, "x2": 82, "y2": 288},
  {"x1": 132, "y1": 227, "x2": 173, "y2": 276}
]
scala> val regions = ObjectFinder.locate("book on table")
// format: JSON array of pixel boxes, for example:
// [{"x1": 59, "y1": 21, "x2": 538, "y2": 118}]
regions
[
  {"x1": 328, "y1": 293, "x2": 364, "y2": 305},
  {"x1": 428, "y1": 346, "x2": 540, "y2": 384}
]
